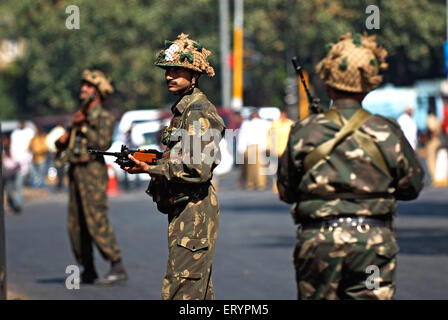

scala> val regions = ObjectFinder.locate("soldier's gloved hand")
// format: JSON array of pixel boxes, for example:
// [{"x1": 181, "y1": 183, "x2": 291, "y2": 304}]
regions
[{"x1": 122, "y1": 154, "x2": 150, "y2": 174}]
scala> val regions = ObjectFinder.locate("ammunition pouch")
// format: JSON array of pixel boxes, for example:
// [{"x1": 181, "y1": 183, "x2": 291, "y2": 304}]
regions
[{"x1": 146, "y1": 178, "x2": 210, "y2": 214}]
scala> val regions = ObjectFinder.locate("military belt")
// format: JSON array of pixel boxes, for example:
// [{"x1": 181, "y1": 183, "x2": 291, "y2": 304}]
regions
[
  {"x1": 299, "y1": 192, "x2": 393, "y2": 201},
  {"x1": 299, "y1": 216, "x2": 393, "y2": 232}
]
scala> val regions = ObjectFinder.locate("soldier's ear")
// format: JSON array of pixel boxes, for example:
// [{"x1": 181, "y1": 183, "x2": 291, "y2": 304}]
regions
[
  {"x1": 192, "y1": 72, "x2": 201, "y2": 85},
  {"x1": 94, "y1": 87, "x2": 102, "y2": 100}
]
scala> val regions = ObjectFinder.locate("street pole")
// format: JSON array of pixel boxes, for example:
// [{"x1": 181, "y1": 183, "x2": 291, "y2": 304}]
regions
[
  {"x1": 0, "y1": 122, "x2": 6, "y2": 300},
  {"x1": 231, "y1": 0, "x2": 244, "y2": 111},
  {"x1": 219, "y1": 0, "x2": 231, "y2": 109}
]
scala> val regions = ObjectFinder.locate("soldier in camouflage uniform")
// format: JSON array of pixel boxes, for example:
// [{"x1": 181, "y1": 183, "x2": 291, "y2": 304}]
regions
[
  {"x1": 277, "y1": 33, "x2": 424, "y2": 299},
  {"x1": 56, "y1": 70, "x2": 127, "y2": 284},
  {"x1": 124, "y1": 34, "x2": 225, "y2": 300}
]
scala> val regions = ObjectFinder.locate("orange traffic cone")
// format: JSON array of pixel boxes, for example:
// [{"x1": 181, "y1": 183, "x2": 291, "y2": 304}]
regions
[{"x1": 107, "y1": 163, "x2": 119, "y2": 196}]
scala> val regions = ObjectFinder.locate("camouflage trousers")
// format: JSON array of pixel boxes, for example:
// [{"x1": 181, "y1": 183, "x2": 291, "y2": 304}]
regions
[
  {"x1": 162, "y1": 185, "x2": 220, "y2": 300},
  {"x1": 68, "y1": 163, "x2": 122, "y2": 268},
  {"x1": 293, "y1": 224, "x2": 398, "y2": 300}
]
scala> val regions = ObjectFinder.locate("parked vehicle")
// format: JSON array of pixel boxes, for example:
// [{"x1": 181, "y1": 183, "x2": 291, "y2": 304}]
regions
[
  {"x1": 114, "y1": 109, "x2": 171, "y2": 143},
  {"x1": 106, "y1": 119, "x2": 167, "y2": 183},
  {"x1": 1, "y1": 120, "x2": 36, "y2": 137}
]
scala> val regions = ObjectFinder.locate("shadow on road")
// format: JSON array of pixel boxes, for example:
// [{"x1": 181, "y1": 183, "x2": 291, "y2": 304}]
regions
[
  {"x1": 398, "y1": 202, "x2": 448, "y2": 218},
  {"x1": 248, "y1": 235, "x2": 296, "y2": 248},
  {"x1": 397, "y1": 227, "x2": 448, "y2": 256},
  {"x1": 36, "y1": 277, "x2": 66, "y2": 284},
  {"x1": 221, "y1": 203, "x2": 289, "y2": 214}
]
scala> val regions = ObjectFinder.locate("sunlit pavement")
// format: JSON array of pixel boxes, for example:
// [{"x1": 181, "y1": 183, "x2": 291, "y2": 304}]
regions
[{"x1": 4, "y1": 172, "x2": 448, "y2": 300}]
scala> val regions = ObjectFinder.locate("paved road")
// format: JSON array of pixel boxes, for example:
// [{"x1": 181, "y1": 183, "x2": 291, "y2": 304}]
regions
[{"x1": 4, "y1": 173, "x2": 448, "y2": 300}]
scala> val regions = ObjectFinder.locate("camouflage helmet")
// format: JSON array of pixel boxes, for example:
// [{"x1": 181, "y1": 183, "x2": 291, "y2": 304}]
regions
[
  {"x1": 154, "y1": 33, "x2": 215, "y2": 77},
  {"x1": 81, "y1": 69, "x2": 114, "y2": 99},
  {"x1": 316, "y1": 32, "x2": 388, "y2": 93}
]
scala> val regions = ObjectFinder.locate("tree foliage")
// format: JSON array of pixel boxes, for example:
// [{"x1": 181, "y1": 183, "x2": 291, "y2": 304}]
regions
[{"x1": 0, "y1": 0, "x2": 445, "y2": 119}]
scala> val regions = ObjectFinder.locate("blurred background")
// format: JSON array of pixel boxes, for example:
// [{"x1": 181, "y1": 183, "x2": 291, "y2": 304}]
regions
[{"x1": 0, "y1": 0, "x2": 445, "y2": 117}]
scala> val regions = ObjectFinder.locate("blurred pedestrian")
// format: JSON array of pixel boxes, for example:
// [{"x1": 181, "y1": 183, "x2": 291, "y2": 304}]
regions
[
  {"x1": 28, "y1": 124, "x2": 49, "y2": 188},
  {"x1": 238, "y1": 111, "x2": 270, "y2": 191},
  {"x1": 236, "y1": 113, "x2": 249, "y2": 189},
  {"x1": 46, "y1": 122, "x2": 67, "y2": 190},
  {"x1": 397, "y1": 107, "x2": 418, "y2": 150},
  {"x1": 266, "y1": 109, "x2": 294, "y2": 192},
  {"x1": 212, "y1": 137, "x2": 234, "y2": 191},
  {"x1": 123, "y1": 124, "x2": 140, "y2": 190},
  {"x1": 278, "y1": 33, "x2": 424, "y2": 300},
  {"x1": 440, "y1": 81, "x2": 448, "y2": 137},
  {"x1": 425, "y1": 113, "x2": 448, "y2": 186},
  {"x1": 123, "y1": 33, "x2": 225, "y2": 300},
  {"x1": 2, "y1": 135, "x2": 21, "y2": 214},
  {"x1": 55, "y1": 69, "x2": 127, "y2": 285},
  {"x1": 10, "y1": 120, "x2": 34, "y2": 209}
]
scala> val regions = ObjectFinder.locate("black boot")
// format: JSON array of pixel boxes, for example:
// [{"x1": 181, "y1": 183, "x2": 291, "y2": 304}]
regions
[
  {"x1": 97, "y1": 260, "x2": 128, "y2": 285},
  {"x1": 81, "y1": 266, "x2": 98, "y2": 284}
]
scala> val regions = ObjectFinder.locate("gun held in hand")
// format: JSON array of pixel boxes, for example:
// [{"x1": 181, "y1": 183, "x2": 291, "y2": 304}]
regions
[{"x1": 88, "y1": 144, "x2": 163, "y2": 168}]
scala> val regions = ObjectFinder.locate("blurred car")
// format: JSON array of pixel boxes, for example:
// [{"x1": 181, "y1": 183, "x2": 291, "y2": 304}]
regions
[
  {"x1": 106, "y1": 119, "x2": 167, "y2": 183},
  {"x1": 216, "y1": 107, "x2": 241, "y2": 130},
  {"x1": 1, "y1": 120, "x2": 36, "y2": 138},
  {"x1": 114, "y1": 109, "x2": 171, "y2": 143},
  {"x1": 131, "y1": 120, "x2": 169, "y2": 150},
  {"x1": 239, "y1": 106, "x2": 280, "y2": 121}
]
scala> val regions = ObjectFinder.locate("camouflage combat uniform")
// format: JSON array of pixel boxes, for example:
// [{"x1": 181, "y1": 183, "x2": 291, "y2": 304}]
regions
[
  {"x1": 277, "y1": 33, "x2": 424, "y2": 300},
  {"x1": 145, "y1": 33, "x2": 225, "y2": 300},
  {"x1": 66, "y1": 103, "x2": 122, "y2": 268},
  {"x1": 146, "y1": 87, "x2": 225, "y2": 300}
]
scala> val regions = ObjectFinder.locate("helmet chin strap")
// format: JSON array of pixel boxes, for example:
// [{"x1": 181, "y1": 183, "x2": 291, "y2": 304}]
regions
[
  {"x1": 175, "y1": 73, "x2": 200, "y2": 96},
  {"x1": 81, "y1": 93, "x2": 98, "y2": 110}
]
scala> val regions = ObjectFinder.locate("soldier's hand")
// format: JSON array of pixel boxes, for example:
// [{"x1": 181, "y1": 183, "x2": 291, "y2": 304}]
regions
[
  {"x1": 56, "y1": 132, "x2": 70, "y2": 146},
  {"x1": 72, "y1": 110, "x2": 87, "y2": 125},
  {"x1": 123, "y1": 154, "x2": 150, "y2": 174}
]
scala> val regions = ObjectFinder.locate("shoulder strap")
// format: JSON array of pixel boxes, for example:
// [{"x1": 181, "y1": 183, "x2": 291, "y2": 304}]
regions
[
  {"x1": 328, "y1": 109, "x2": 390, "y2": 175},
  {"x1": 303, "y1": 108, "x2": 372, "y2": 171}
]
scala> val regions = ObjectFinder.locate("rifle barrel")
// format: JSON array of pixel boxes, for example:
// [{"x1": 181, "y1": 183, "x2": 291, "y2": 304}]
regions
[
  {"x1": 291, "y1": 57, "x2": 313, "y2": 104},
  {"x1": 88, "y1": 149, "x2": 119, "y2": 156}
]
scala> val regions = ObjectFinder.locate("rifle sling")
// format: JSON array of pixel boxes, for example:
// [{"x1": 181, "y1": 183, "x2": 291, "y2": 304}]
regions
[{"x1": 303, "y1": 108, "x2": 390, "y2": 177}]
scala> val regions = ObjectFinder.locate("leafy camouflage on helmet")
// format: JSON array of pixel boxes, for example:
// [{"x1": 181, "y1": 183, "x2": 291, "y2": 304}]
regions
[
  {"x1": 155, "y1": 33, "x2": 215, "y2": 77},
  {"x1": 316, "y1": 32, "x2": 388, "y2": 93},
  {"x1": 81, "y1": 69, "x2": 114, "y2": 98}
]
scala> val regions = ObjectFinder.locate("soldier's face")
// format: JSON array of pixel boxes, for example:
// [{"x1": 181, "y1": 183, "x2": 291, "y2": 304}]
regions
[
  {"x1": 80, "y1": 81, "x2": 98, "y2": 101},
  {"x1": 165, "y1": 67, "x2": 193, "y2": 94}
]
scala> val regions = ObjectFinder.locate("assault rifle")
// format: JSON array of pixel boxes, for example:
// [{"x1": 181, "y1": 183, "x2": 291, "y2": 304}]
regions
[
  {"x1": 291, "y1": 56, "x2": 321, "y2": 114},
  {"x1": 88, "y1": 144, "x2": 163, "y2": 168}
]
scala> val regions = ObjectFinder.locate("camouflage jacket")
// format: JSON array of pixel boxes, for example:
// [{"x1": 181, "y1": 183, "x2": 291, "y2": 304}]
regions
[
  {"x1": 277, "y1": 98, "x2": 424, "y2": 222},
  {"x1": 66, "y1": 104, "x2": 115, "y2": 164},
  {"x1": 146, "y1": 88, "x2": 226, "y2": 212}
]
